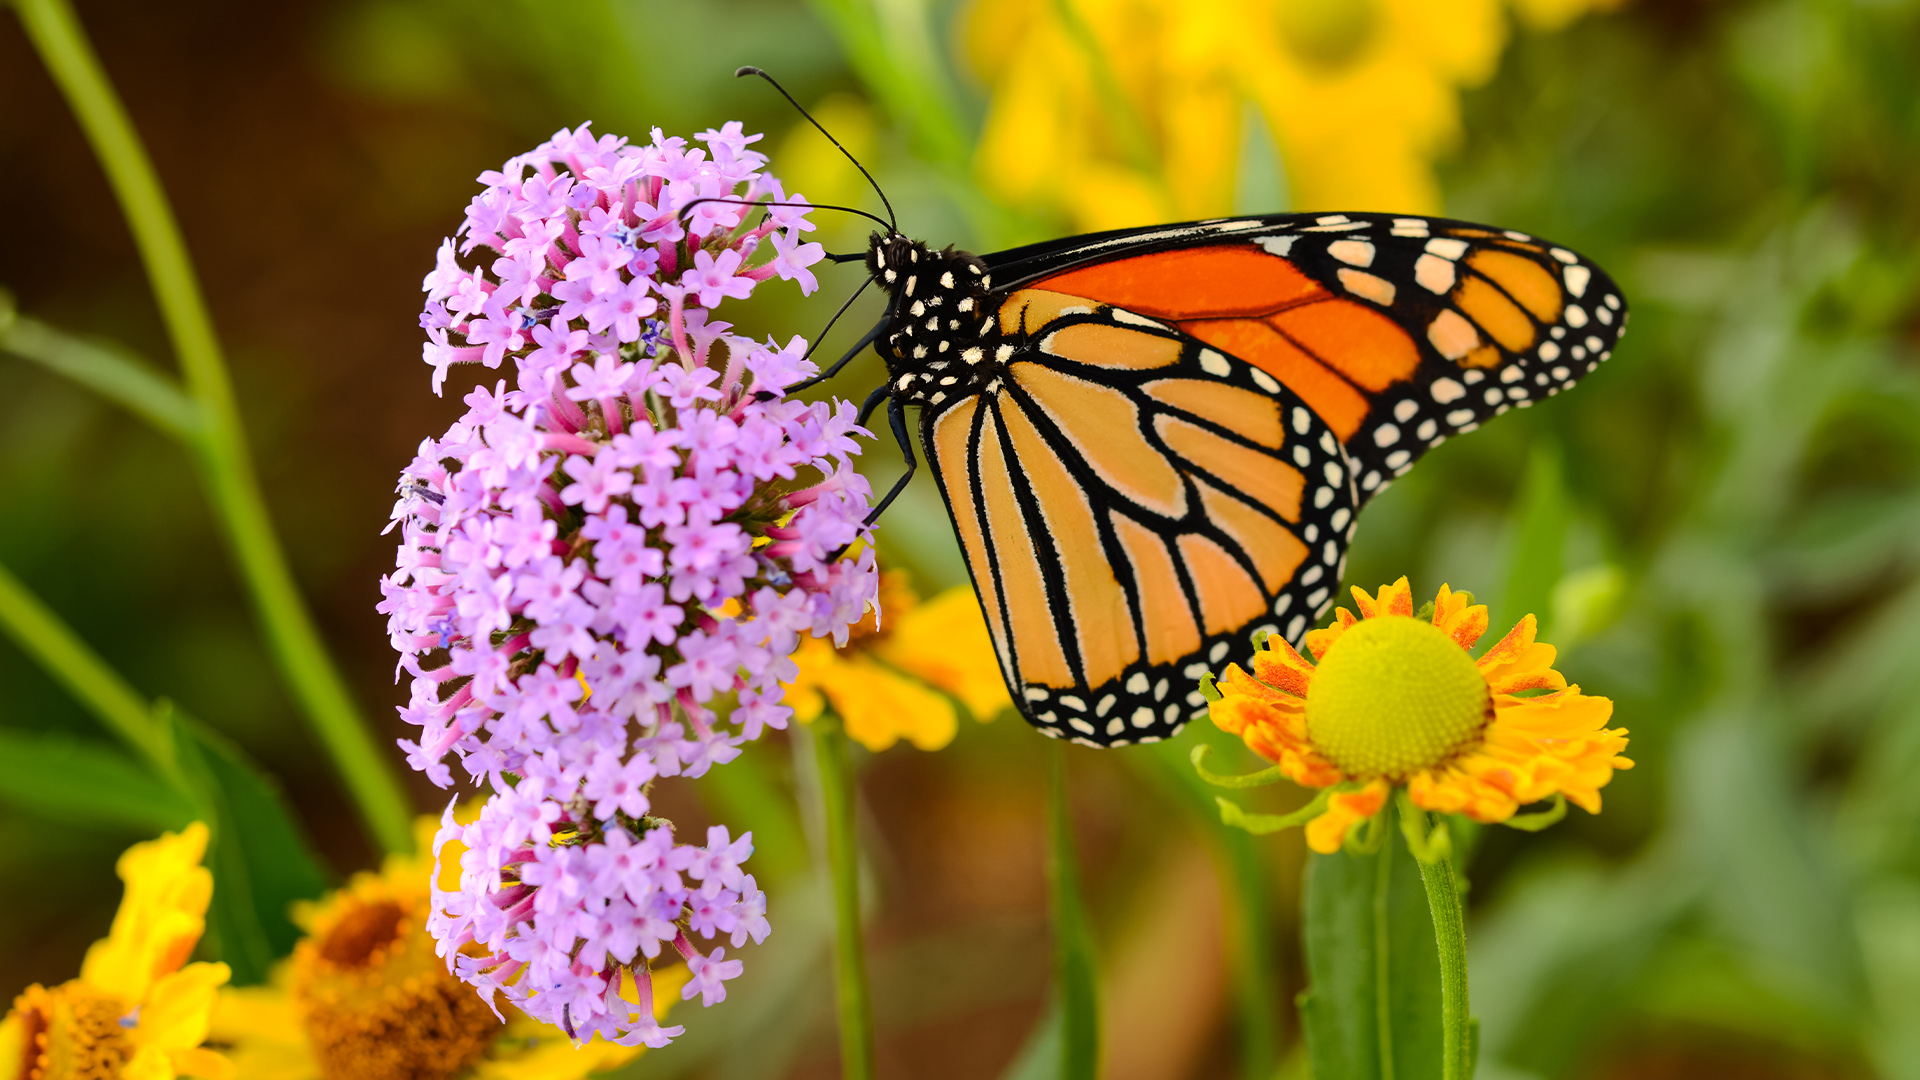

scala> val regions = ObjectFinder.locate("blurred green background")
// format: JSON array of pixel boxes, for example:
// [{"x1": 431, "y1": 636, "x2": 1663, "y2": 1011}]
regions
[{"x1": 4, "y1": 0, "x2": 1919, "y2": 1077}]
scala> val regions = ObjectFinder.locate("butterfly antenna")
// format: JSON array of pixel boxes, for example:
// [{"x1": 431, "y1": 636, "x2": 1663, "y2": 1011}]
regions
[
  {"x1": 736, "y1": 65, "x2": 897, "y2": 234},
  {"x1": 679, "y1": 196, "x2": 892, "y2": 233}
]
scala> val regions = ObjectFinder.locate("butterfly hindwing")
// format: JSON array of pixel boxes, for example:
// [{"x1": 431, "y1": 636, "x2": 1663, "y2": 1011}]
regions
[{"x1": 920, "y1": 289, "x2": 1357, "y2": 746}]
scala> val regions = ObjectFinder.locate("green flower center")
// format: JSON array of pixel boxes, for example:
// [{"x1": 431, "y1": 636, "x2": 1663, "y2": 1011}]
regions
[{"x1": 1304, "y1": 616, "x2": 1492, "y2": 781}]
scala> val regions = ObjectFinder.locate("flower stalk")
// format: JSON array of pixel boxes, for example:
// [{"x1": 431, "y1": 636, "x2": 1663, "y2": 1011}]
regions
[
  {"x1": 1401, "y1": 795, "x2": 1473, "y2": 1080},
  {"x1": 811, "y1": 713, "x2": 877, "y2": 1080},
  {"x1": 10, "y1": 0, "x2": 413, "y2": 854}
]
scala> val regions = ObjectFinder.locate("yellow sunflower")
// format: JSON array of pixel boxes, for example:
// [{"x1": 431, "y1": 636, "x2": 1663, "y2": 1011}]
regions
[
  {"x1": 0, "y1": 823, "x2": 232, "y2": 1080},
  {"x1": 784, "y1": 571, "x2": 1011, "y2": 752},
  {"x1": 209, "y1": 816, "x2": 687, "y2": 1080},
  {"x1": 1208, "y1": 577, "x2": 1631, "y2": 853}
]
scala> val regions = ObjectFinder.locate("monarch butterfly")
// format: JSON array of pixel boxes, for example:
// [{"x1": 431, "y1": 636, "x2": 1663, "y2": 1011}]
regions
[{"x1": 740, "y1": 72, "x2": 1627, "y2": 749}]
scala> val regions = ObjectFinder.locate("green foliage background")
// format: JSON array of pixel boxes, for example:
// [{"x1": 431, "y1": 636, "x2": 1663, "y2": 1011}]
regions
[{"x1": 3, "y1": 0, "x2": 1919, "y2": 1077}]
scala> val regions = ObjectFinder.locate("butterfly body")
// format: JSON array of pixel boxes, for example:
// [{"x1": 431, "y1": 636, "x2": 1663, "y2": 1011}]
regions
[
  {"x1": 859, "y1": 212, "x2": 1625, "y2": 747},
  {"x1": 866, "y1": 237, "x2": 999, "y2": 405}
]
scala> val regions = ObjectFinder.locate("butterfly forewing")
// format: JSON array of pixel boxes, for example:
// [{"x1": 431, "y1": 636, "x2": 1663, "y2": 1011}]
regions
[{"x1": 988, "y1": 212, "x2": 1627, "y2": 501}]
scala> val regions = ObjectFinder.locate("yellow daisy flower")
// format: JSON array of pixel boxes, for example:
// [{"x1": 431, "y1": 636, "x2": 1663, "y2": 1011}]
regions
[
  {"x1": 1208, "y1": 577, "x2": 1632, "y2": 853},
  {"x1": 784, "y1": 571, "x2": 1011, "y2": 752},
  {"x1": 0, "y1": 822, "x2": 233, "y2": 1080},
  {"x1": 964, "y1": 0, "x2": 1624, "y2": 231},
  {"x1": 209, "y1": 817, "x2": 688, "y2": 1080}
]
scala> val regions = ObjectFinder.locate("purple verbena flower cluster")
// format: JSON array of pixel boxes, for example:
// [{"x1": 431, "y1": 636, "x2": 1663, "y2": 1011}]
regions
[
  {"x1": 381, "y1": 121, "x2": 877, "y2": 1045},
  {"x1": 431, "y1": 799, "x2": 764, "y2": 1047}
]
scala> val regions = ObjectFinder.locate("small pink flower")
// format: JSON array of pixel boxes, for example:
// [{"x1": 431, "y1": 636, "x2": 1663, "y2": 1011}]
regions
[{"x1": 681, "y1": 248, "x2": 755, "y2": 308}]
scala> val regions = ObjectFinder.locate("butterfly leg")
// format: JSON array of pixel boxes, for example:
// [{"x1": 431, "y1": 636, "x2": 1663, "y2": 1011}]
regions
[
  {"x1": 763, "y1": 306, "x2": 883, "y2": 400},
  {"x1": 862, "y1": 390, "x2": 917, "y2": 527}
]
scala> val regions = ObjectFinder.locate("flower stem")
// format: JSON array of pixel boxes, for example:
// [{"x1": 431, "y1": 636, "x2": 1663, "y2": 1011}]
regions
[
  {"x1": 1045, "y1": 740, "x2": 1102, "y2": 1080},
  {"x1": 1404, "y1": 801, "x2": 1474, "y2": 1080},
  {"x1": 810, "y1": 714, "x2": 876, "y2": 1080},
  {"x1": 10, "y1": 0, "x2": 412, "y2": 854}
]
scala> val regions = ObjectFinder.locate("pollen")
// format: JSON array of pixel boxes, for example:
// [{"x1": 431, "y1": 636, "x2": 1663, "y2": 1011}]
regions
[{"x1": 1304, "y1": 615, "x2": 1490, "y2": 780}]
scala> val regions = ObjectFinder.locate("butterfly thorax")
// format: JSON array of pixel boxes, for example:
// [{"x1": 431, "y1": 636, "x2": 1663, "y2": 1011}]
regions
[{"x1": 867, "y1": 233, "x2": 997, "y2": 406}]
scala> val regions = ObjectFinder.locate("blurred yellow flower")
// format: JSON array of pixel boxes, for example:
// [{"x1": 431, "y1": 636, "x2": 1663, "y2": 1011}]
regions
[
  {"x1": 0, "y1": 822, "x2": 232, "y2": 1080},
  {"x1": 965, "y1": 0, "x2": 1624, "y2": 231},
  {"x1": 785, "y1": 571, "x2": 1011, "y2": 752},
  {"x1": 209, "y1": 816, "x2": 687, "y2": 1080},
  {"x1": 1209, "y1": 577, "x2": 1631, "y2": 853}
]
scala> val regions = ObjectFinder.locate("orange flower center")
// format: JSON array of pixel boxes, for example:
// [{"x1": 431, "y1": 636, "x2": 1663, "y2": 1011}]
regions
[
  {"x1": 7, "y1": 982, "x2": 133, "y2": 1080},
  {"x1": 293, "y1": 891, "x2": 496, "y2": 1080},
  {"x1": 1305, "y1": 615, "x2": 1492, "y2": 780}
]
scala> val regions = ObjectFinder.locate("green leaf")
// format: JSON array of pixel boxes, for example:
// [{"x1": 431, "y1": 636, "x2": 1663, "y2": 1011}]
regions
[
  {"x1": 165, "y1": 704, "x2": 331, "y2": 984},
  {"x1": 1501, "y1": 442, "x2": 1572, "y2": 638},
  {"x1": 1045, "y1": 742, "x2": 1101, "y2": 1080},
  {"x1": 0, "y1": 728, "x2": 196, "y2": 832},
  {"x1": 1300, "y1": 834, "x2": 1446, "y2": 1080}
]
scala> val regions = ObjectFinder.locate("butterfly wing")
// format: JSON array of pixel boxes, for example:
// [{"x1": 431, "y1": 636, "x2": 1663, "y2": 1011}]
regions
[
  {"x1": 986, "y1": 212, "x2": 1628, "y2": 501},
  {"x1": 920, "y1": 290, "x2": 1357, "y2": 747}
]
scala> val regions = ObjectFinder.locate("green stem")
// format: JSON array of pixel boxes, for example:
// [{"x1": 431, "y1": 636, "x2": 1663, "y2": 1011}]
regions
[
  {"x1": 1372, "y1": 835, "x2": 1396, "y2": 1080},
  {"x1": 811, "y1": 714, "x2": 876, "y2": 1080},
  {"x1": 11, "y1": 0, "x2": 411, "y2": 854},
  {"x1": 1045, "y1": 741, "x2": 1101, "y2": 1080},
  {"x1": 0, "y1": 558, "x2": 182, "y2": 789},
  {"x1": 1405, "y1": 802, "x2": 1473, "y2": 1080},
  {"x1": 1217, "y1": 829, "x2": 1279, "y2": 1079}
]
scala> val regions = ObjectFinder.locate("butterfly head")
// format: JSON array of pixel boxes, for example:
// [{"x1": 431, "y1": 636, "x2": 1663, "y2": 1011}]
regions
[{"x1": 868, "y1": 233, "x2": 996, "y2": 404}]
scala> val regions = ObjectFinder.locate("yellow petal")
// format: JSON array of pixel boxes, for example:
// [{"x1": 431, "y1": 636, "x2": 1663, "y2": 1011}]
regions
[
  {"x1": 1429, "y1": 584, "x2": 1489, "y2": 650},
  {"x1": 1303, "y1": 780, "x2": 1390, "y2": 854},
  {"x1": 0, "y1": 1011, "x2": 25, "y2": 1074},
  {"x1": 875, "y1": 584, "x2": 1011, "y2": 722},
  {"x1": 171, "y1": 1046, "x2": 236, "y2": 1080},
  {"x1": 122, "y1": 1046, "x2": 177, "y2": 1080},
  {"x1": 82, "y1": 823, "x2": 214, "y2": 1003},
  {"x1": 208, "y1": 982, "x2": 318, "y2": 1080},
  {"x1": 826, "y1": 656, "x2": 962, "y2": 753},
  {"x1": 132, "y1": 962, "x2": 229, "y2": 1056}
]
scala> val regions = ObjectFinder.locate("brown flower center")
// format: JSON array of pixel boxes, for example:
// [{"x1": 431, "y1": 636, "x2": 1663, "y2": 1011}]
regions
[
  {"x1": 318, "y1": 899, "x2": 405, "y2": 968},
  {"x1": 294, "y1": 891, "x2": 497, "y2": 1080}
]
